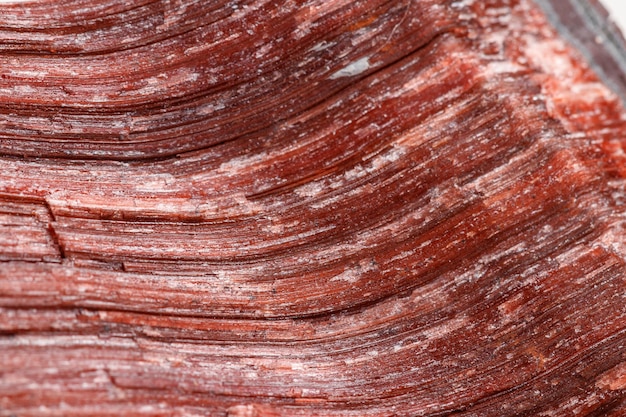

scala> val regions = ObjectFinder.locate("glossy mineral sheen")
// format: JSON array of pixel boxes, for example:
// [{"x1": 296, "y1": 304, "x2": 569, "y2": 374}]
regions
[{"x1": 1, "y1": 0, "x2": 626, "y2": 415}]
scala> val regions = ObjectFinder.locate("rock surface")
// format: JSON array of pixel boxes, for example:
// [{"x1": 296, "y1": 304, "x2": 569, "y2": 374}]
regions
[{"x1": 1, "y1": 0, "x2": 626, "y2": 415}]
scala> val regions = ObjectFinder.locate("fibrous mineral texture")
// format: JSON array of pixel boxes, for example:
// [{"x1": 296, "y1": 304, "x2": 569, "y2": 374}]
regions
[{"x1": 1, "y1": 0, "x2": 626, "y2": 416}]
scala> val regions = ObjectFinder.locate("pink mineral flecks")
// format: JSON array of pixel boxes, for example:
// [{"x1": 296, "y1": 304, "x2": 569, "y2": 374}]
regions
[{"x1": 597, "y1": 362, "x2": 626, "y2": 391}]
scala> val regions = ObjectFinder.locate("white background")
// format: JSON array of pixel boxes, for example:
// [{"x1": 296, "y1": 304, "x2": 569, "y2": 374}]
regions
[{"x1": 602, "y1": 0, "x2": 626, "y2": 34}]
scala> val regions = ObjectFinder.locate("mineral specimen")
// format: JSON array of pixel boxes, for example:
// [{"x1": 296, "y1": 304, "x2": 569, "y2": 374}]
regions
[{"x1": 1, "y1": 0, "x2": 625, "y2": 415}]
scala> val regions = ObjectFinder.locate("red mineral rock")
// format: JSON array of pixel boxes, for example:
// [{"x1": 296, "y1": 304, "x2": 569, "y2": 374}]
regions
[{"x1": 1, "y1": 0, "x2": 625, "y2": 415}]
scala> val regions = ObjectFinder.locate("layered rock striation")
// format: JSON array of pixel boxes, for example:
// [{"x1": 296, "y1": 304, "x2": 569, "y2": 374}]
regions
[{"x1": 1, "y1": 0, "x2": 625, "y2": 415}]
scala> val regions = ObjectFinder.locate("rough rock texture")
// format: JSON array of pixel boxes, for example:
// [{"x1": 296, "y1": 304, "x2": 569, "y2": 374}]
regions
[{"x1": 1, "y1": 0, "x2": 626, "y2": 415}]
